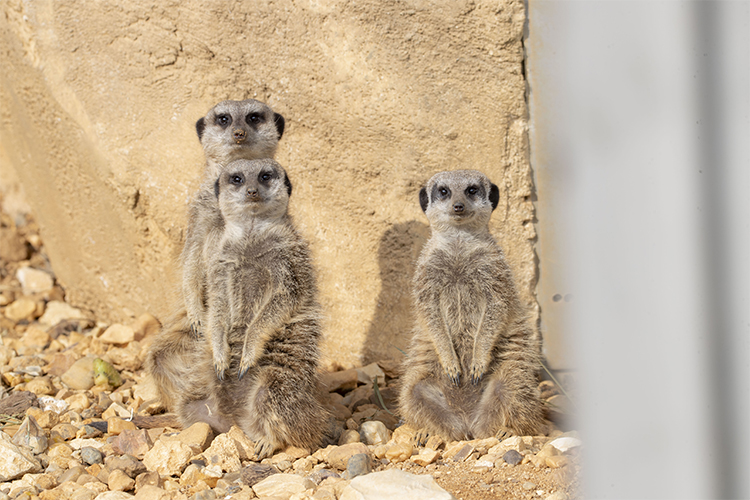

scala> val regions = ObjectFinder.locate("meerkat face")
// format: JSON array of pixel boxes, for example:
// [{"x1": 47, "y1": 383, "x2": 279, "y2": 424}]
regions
[
  {"x1": 215, "y1": 159, "x2": 293, "y2": 224},
  {"x1": 419, "y1": 170, "x2": 500, "y2": 231},
  {"x1": 196, "y1": 99, "x2": 285, "y2": 163}
]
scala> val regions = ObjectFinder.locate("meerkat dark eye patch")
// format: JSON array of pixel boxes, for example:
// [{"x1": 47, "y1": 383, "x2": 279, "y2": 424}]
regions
[
  {"x1": 257, "y1": 170, "x2": 276, "y2": 183},
  {"x1": 432, "y1": 184, "x2": 451, "y2": 202},
  {"x1": 419, "y1": 187, "x2": 429, "y2": 212},
  {"x1": 465, "y1": 184, "x2": 484, "y2": 198},
  {"x1": 195, "y1": 117, "x2": 206, "y2": 140},
  {"x1": 274, "y1": 113, "x2": 285, "y2": 139},
  {"x1": 489, "y1": 183, "x2": 500, "y2": 211},
  {"x1": 246, "y1": 112, "x2": 264, "y2": 126},
  {"x1": 216, "y1": 114, "x2": 232, "y2": 128},
  {"x1": 229, "y1": 173, "x2": 245, "y2": 185}
]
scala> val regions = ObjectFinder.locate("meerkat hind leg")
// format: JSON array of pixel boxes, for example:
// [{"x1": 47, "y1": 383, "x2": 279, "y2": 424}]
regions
[
  {"x1": 408, "y1": 378, "x2": 471, "y2": 442},
  {"x1": 472, "y1": 370, "x2": 544, "y2": 438}
]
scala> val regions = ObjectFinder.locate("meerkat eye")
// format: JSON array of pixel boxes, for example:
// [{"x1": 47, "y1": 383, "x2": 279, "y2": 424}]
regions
[
  {"x1": 258, "y1": 171, "x2": 273, "y2": 182},
  {"x1": 216, "y1": 114, "x2": 232, "y2": 127},
  {"x1": 439, "y1": 187, "x2": 450, "y2": 197},
  {"x1": 229, "y1": 174, "x2": 244, "y2": 185},
  {"x1": 466, "y1": 185, "x2": 479, "y2": 196},
  {"x1": 246, "y1": 112, "x2": 264, "y2": 125}
]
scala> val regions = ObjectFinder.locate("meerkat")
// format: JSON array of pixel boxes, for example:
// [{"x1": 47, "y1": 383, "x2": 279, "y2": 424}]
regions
[
  {"x1": 179, "y1": 158, "x2": 327, "y2": 458},
  {"x1": 147, "y1": 100, "x2": 285, "y2": 409},
  {"x1": 398, "y1": 169, "x2": 546, "y2": 444}
]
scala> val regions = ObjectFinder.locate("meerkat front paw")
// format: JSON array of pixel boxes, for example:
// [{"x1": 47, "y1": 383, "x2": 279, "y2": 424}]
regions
[
  {"x1": 254, "y1": 437, "x2": 277, "y2": 460},
  {"x1": 414, "y1": 428, "x2": 431, "y2": 447},
  {"x1": 444, "y1": 361, "x2": 462, "y2": 386},
  {"x1": 213, "y1": 349, "x2": 230, "y2": 381},
  {"x1": 495, "y1": 426, "x2": 515, "y2": 441},
  {"x1": 469, "y1": 360, "x2": 488, "y2": 385},
  {"x1": 189, "y1": 321, "x2": 202, "y2": 337}
]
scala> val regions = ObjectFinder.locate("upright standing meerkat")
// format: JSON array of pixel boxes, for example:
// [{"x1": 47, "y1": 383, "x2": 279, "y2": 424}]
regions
[
  {"x1": 147, "y1": 99, "x2": 285, "y2": 411},
  {"x1": 398, "y1": 170, "x2": 546, "y2": 443},
  {"x1": 180, "y1": 158, "x2": 327, "y2": 458}
]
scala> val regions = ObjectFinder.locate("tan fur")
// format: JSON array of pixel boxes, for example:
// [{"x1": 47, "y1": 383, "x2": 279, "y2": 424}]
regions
[
  {"x1": 151, "y1": 159, "x2": 327, "y2": 458},
  {"x1": 147, "y1": 99, "x2": 284, "y2": 415},
  {"x1": 398, "y1": 170, "x2": 545, "y2": 443}
]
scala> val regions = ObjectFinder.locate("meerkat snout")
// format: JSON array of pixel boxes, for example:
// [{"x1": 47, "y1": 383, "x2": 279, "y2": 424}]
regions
[
  {"x1": 233, "y1": 129, "x2": 246, "y2": 143},
  {"x1": 453, "y1": 202, "x2": 464, "y2": 213}
]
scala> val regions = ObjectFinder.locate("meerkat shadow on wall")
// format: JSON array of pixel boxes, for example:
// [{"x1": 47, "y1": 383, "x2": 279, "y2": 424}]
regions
[{"x1": 361, "y1": 220, "x2": 431, "y2": 366}]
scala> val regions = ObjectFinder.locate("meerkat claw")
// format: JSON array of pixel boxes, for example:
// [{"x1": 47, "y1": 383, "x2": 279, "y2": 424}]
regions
[
  {"x1": 238, "y1": 365, "x2": 249, "y2": 380},
  {"x1": 215, "y1": 366, "x2": 225, "y2": 381}
]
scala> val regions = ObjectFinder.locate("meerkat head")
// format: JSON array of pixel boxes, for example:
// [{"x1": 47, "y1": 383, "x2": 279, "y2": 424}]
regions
[
  {"x1": 196, "y1": 99, "x2": 285, "y2": 168},
  {"x1": 215, "y1": 159, "x2": 293, "y2": 224},
  {"x1": 419, "y1": 170, "x2": 500, "y2": 233}
]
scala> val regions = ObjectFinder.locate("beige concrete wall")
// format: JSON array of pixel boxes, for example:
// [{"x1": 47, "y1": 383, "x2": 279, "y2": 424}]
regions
[{"x1": 0, "y1": 0, "x2": 536, "y2": 368}]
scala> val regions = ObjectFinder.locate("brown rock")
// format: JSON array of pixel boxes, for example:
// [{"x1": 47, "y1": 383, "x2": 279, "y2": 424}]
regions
[
  {"x1": 12, "y1": 414, "x2": 48, "y2": 454},
  {"x1": 338, "y1": 429, "x2": 361, "y2": 445},
  {"x1": 176, "y1": 422, "x2": 213, "y2": 454},
  {"x1": 4, "y1": 298, "x2": 38, "y2": 321},
  {"x1": 320, "y1": 369, "x2": 359, "y2": 393},
  {"x1": 326, "y1": 442, "x2": 369, "y2": 470},
  {"x1": 546, "y1": 455, "x2": 569, "y2": 469},
  {"x1": 107, "y1": 417, "x2": 137, "y2": 435},
  {"x1": 202, "y1": 433, "x2": 242, "y2": 472},
  {"x1": 115, "y1": 429, "x2": 153, "y2": 459},
  {"x1": 239, "y1": 463, "x2": 278, "y2": 487},
  {"x1": 61, "y1": 356, "x2": 97, "y2": 390},
  {"x1": 135, "y1": 471, "x2": 162, "y2": 492},
  {"x1": 20, "y1": 326, "x2": 50, "y2": 347},
  {"x1": 99, "y1": 324, "x2": 135, "y2": 345},
  {"x1": 108, "y1": 468, "x2": 136, "y2": 491},
  {"x1": 391, "y1": 424, "x2": 418, "y2": 444},
  {"x1": 385, "y1": 442, "x2": 414, "y2": 463},
  {"x1": 26, "y1": 407, "x2": 59, "y2": 429},
  {"x1": 142, "y1": 438, "x2": 193, "y2": 476},
  {"x1": 51, "y1": 423, "x2": 80, "y2": 442},
  {"x1": 105, "y1": 344, "x2": 142, "y2": 371},
  {"x1": 46, "y1": 352, "x2": 80, "y2": 377},
  {"x1": 411, "y1": 448, "x2": 440, "y2": 466},
  {"x1": 131, "y1": 313, "x2": 161, "y2": 342},
  {"x1": 0, "y1": 390, "x2": 38, "y2": 417},
  {"x1": 25, "y1": 376, "x2": 56, "y2": 396},
  {"x1": 16, "y1": 267, "x2": 54, "y2": 295},
  {"x1": 134, "y1": 485, "x2": 171, "y2": 500},
  {"x1": 0, "y1": 227, "x2": 29, "y2": 262}
]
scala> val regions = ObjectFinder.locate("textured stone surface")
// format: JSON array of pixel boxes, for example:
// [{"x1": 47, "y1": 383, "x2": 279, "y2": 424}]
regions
[
  {"x1": 326, "y1": 443, "x2": 369, "y2": 470},
  {"x1": 251, "y1": 474, "x2": 315, "y2": 499},
  {"x1": 61, "y1": 356, "x2": 97, "y2": 390},
  {"x1": 340, "y1": 469, "x2": 457, "y2": 500},
  {"x1": 0, "y1": 431, "x2": 42, "y2": 481},
  {"x1": 358, "y1": 421, "x2": 389, "y2": 446},
  {"x1": 142, "y1": 439, "x2": 193, "y2": 476},
  {"x1": 16, "y1": 267, "x2": 54, "y2": 295},
  {"x1": 38, "y1": 301, "x2": 87, "y2": 327},
  {"x1": 0, "y1": 0, "x2": 536, "y2": 366}
]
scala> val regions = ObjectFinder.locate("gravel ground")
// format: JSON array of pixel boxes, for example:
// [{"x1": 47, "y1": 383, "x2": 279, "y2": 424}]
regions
[{"x1": 0, "y1": 209, "x2": 581, "y2": 500}]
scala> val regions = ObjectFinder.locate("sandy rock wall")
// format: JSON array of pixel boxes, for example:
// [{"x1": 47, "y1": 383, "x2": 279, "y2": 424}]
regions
[{"x1": 0, "y1": 0, "x2": 536, "y2": 367}]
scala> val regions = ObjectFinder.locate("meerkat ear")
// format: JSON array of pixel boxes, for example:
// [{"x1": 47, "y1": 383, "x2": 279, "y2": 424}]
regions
[
  {"x1": 214, "y1": 177, "x2": 220, "y2": 198},
  {"x1": 284, "y1": 173, "x2": 293, "y2": 197},
  {"x1": 196, "y1": 117, "x2": 206, "y2": 141},
  {"x1": 419, "y1": 187, "x2": 429, "y2": 212},
  {"x1": 274, "y1": 113, "x2": 285, "y2": 140},
  {"x1": 489, "y1": 183, "x2": 500, "y2": 211}
]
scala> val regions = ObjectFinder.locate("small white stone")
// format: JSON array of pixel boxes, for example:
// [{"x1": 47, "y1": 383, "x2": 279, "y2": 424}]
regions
[
  {"x1": 142, "y1": 439, "x2": 192, "y2": 476},
  {"x1": 548, "y1": 437, "x2": 582, "y2": 453},
  {"x1": 0, "y1": 432, "x2": 42, "y2": 481},
  {"x1": 16, "y1": 267, "x2": 54, "y2": 295},
  {"x1": 359, "y1": 420, "x2": 389, "y2": 446},
  {"x1": 38, "y1": 301, "x2": 87, "y2": 326}
]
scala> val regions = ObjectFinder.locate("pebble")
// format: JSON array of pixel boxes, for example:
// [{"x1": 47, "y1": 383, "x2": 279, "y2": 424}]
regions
[
  {"x1": 61, "y1": 356, "x2": 98, "y2": 390},
  {"x1": 25, "y1": 376, "x2": 56, "y2": 396},
  {"x1": 12, "y1": 415, "x2": 48, "y2": 454},
  {"x1": 99, "y1": 325, "x2": 135, "y2": 345},
  {"x1": 4, "y1": 298, "x2": 38, "y2": 321},
  {"x1": 81, "y1": 446, "x2": 104, "y2": 465},
  {"x1": 384, "y1": 443, "x2": 413, "y2": 463},
  {"x1": 251, "y1": 473, "x2": 315, "y2": 498},
  {"x1": 107, "y1": 469, "x2": 136, "y2": 492},
  {"x1": 114, "y1": 429, "x2": 152, "y2": 459},
  {"x1": 354, "y1": 363, "x2": 385, "y2": 385},
  {"x1": 320, "y1": 369, "x2": 359, "y2": 393},
  {"x1": 523, "y1": 481, "x2": 537, "y2": 491},
  {"x1": 201, "y1": 433, "x2": 242, "y2": 472},
  {"x1": 340, "y1": 469, "x2": 457, "y2": 500},
  {"x1": 51, "y1": 423, "x2": 79, "y2": 442},
  {"x1": 20, "y1": 326, "x2": 51, "y2": 347},
  {"x1": 548, "y1": 437, "x2": 582, "y2": 453},
  {"x1": 359, "y1": 420, "x2": 389, "y2": 446},
  {"x1": 545, "y1": 492, "x2": 569, "y2": 500},
  {"x1": 16, "y1": 267, "x2": 54, "y2": 295},
  {"x1": 502, "y1": 449, "x2": 524, "y2": 465},
  {"x1": 344, "y1": 453, "x2": 371, "y2": 479},
  {"x1": 451, "y1": 443, "x2": 475, "y2": 462},
  {"x1": 546, "y1": 455, "x2": 569, "y2": 469},
  {"x1": 143, "y1": 439, "x2": 193, "y2": 476},
  {"x1": 131, "y1": 313, "x2": 161, "y2": 341},
  {"x1": 38, "y1": 301, "x2": 87, "y2": 327},
  {"x1": 239, "y1": 463, "x2": 278, "y2": 487},
  {"x1": 0, "y1": 227, "x2": 29, "y2": 261},
  {"x1": 0, "y1": 431, "x2": 42, "y2": 480},
  {"x1": 94, "y1": 492, "x2": 134, "y2": 500},
  {"x1": 338, "y1": 429, "x2": 361, "y2": 445},
  {"x1": 390, "y1": 425, "x2": 417, "y2": 444},
  {"x1": 107, "y1": 418, "x2": 136, "y2": 436},
  {"x1": 411, "y1": 448, "x2": 439, "y2": 466},
  {"x1": 326, "y1": 443, "x2": 369, "y2": 470}
]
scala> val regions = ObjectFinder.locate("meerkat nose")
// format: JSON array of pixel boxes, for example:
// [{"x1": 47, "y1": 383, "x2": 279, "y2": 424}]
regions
[
  {"x1": 453, "y1": 203, "x2": 465, "y2": 213},
  {"x1": 233, "y1": 129, "x2": 246, "y2": 142},
  {"x1": 247, "y1": 189, "x2": 260, "y2": 200}
]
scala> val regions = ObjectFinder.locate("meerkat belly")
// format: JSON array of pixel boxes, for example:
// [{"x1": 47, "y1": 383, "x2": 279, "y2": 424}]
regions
[{"x1": 439, "y1": 269, "x2": 489, "y2": 369}]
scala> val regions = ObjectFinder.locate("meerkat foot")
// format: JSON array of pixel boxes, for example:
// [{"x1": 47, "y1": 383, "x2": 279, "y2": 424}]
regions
[
  {"x1": 444, "y1": 363, "x2": 461, "y2": 386},
  {"x1": 469, "y1": 362, "x2": 486, "y2": 385},
  {"x1": 213, "y1": 353, "x2": 229, "y2": 381},
  {"x1": 237, "y1": 356, "x2": 255, "y2": 381},
  {"x1": 190, "y1": 322, "x2": 202, "y2": 337},
  {"x1": 414, "y1": 428, "x2": 431, "y2": 447},
  {"x1": 495, "y1": 426, "x2": 515, "y2": 441},
  {"x1": 254, "y1": 437, "x2": 277, "y2": 460}
]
